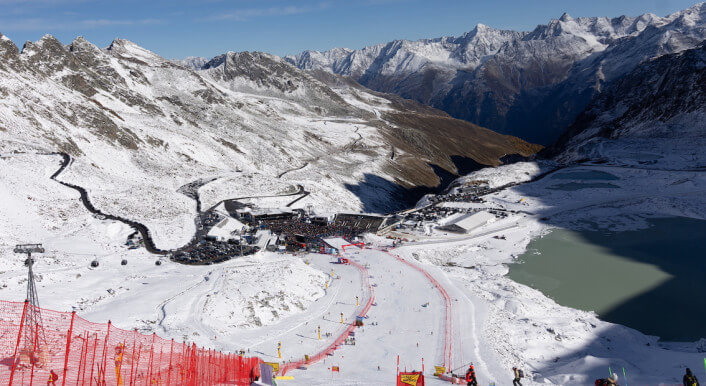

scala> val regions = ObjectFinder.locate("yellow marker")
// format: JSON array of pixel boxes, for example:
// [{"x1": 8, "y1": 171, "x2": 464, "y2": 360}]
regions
[
  {"x1": 356, "y1": 296, "x2": 359, "y2": 306},
  {"x1": 325, "y1": 280, "x2": 328, "y2": 289},
  {"x1": 318, "y1": 326, "x2": 321, "y2": 340},
  {"x1": 277, "y1": 341, "x2": 282, "y2": 359},
  {"x1": 340, "y1": 312, "x2": 343, "y2": 324}
]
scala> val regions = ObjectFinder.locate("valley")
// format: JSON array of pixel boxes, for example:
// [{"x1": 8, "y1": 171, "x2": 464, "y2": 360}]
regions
[{"x1": 1, "y1": 2, "x2": 706, "y2": 385}]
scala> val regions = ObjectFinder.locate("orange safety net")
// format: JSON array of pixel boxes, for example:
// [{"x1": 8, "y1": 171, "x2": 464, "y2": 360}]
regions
[{"x1": 0, "y1": 300, "x2": 261, "y2": 385}]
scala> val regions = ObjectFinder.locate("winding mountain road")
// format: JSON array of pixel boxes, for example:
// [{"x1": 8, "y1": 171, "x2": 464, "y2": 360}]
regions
[{"x1": 45, "y1": 152, "x2": 309, "y2": 257}]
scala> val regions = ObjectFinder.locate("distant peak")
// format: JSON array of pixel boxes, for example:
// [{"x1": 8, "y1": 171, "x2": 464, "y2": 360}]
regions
[
  {"x1": 559, "y1": 12, "x2": 573, "y2": 22},
  {"x1": 35, "y1": 34, "x2": 62, "y2": 47},
  {"x1": 107, "y1": 38, "x2": 130, "y2": 49}
]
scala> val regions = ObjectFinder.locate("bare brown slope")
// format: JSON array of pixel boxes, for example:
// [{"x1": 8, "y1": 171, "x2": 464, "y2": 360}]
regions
[{"x1": 311, "y1": 69, "x2": 542, "y2": 190}]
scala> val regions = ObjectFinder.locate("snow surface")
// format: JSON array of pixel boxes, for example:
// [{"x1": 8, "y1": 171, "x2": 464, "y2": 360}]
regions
[{"x1": 2, "y1": 135, "x2": 705, "y2": 385}]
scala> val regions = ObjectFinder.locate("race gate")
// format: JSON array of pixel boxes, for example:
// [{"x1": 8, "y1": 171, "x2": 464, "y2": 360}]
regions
[{"x1": 340, "y1": 243, "x2": 364, "y2": 253}]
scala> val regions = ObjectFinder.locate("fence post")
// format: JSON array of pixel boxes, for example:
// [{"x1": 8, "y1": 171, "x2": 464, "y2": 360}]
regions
[
  {"x1": 131, "y1": 343, "x2": 143, "y2": 386},
  {"x1": 223, "y1": 353, "x2": 228, "y2": 381},
  {"x1": 88, "y1": 335, "x2": 99, "y2": 386},
  {"x1": 29, "y1": 312, "x2": 40, "y2": 386},
  {"x1": 146, "y1": 333, "x2": 156, "y2": 385},
  {"x1": 99, "y1": 320, "x2": 112, "y2": 385},
  {"x1": 156, "y1": 343, "x2": 164, "y2": 384},
  {"x1": 206, "y1": 348, "x2": 210, "y2": 386},
  {"x1": 61, "y1": 311, "x2": 76, "y2": 386},
  {"x1": 76, "y1": 331, "x2": 91, "y2": 386},
  {"x1": 190, "y1": 343, "x2": 196, "y2": 386},
  {"x1": 167, "y1": 339, "x2": 174, "y2": 385},
  {"x1": 75, "y1": 332, "x2": 86, "y2": 386},
  {"x1": 9, "y1": 300, "x2": 29, "y2": 386},
  {"x1": 129, "y1": 329, "x2": 137, "y2": 386}
]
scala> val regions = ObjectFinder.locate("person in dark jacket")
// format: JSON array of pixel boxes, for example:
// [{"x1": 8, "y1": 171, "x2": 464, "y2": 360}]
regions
[
  {"x1": 684, "y1": 368, "x2": 700, "y2": 386},
  {"x1": 465, "y1": 364, "x2": 478, "y2": 386}
]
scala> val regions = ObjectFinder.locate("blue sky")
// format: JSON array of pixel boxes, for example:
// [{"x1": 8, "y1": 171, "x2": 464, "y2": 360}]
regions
[{"x1": 0, "y1": 0, "x2": 700, "y2": 59}]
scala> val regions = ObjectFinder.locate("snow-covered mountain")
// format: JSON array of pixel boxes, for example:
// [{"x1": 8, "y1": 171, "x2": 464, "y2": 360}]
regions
[
  {"x1": 171, "y1": 55, "x2": 208, "y2": 70},
  {"x1": 547, "y1": 41, "x2": 706, "y2": 163},
  {"x1": 0, "y1": 34, "x2": 537, "y2": 249},
  {"x1": 285, "y1": 3, "x2": 706, "y2": 145}
]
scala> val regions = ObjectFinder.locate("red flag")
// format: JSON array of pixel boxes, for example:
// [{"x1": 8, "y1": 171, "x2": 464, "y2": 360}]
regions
[{"x1": 332, "y1": 366, "x2": 340, "y2": 372}]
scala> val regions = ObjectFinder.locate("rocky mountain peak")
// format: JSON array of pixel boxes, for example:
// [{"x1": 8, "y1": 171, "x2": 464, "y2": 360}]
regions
[
  {"x1": 172, "y1": 56, "x2": 208, "y2": 70},
  {"x1": 202, "y1": 50, "x2": 307, "y2": 93},
  {"x1": 0, "y1": 33, "x2": 20, "y2": 68},
  {"x1": 19, "y1": 34, "x2": 84, "y2": 74},
  {"x1": 106, "y1": 38, "x2": 165, "y2": 66}
]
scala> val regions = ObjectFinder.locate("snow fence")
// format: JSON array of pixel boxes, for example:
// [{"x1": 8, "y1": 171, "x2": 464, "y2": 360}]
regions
[{"x1": 0, "y1": 300, "x2": 261, "y2": 385}]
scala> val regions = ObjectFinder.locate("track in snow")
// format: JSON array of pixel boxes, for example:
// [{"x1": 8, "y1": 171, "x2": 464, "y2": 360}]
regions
[{"x1": 384, "y1": 250, "x2": 453, "y2": 370}]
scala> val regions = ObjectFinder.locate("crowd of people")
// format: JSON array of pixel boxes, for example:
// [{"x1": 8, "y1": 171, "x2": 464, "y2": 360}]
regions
[
  {"x1": 259, "y1": 218, "x2": 361, "y2": 250},
  {"x1": 456, "y1": 364, "x2": 700, "y2": 386},
  {"x1": 172, "y1": 241, "x2": 257, "y2": 264}
]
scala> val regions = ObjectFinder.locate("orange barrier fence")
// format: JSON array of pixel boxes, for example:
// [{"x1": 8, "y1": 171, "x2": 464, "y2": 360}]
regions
[
  {"x1": 278, "y1": 259, "x2": 375, "y2": 375},
  {"x1": 385, "y1": 250, "x2": 453, "y2": 370},
  {"x1": 0, "y1": 300, "x2": 261, "y2": 385}
]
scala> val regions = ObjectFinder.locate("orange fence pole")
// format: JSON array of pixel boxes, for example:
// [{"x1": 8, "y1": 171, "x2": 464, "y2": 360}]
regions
[
  {"x1": 79, "y1": 332, "x2": 90, "y2": 386},
  {"x1": 62, "y1": 311, "x2": 76, "y2": 386},
  {"x1": 9, "y1": 300, "x2": 29, "y2": 386},
  {"x1": 100, "y1": 321, "x2": 112, "y2": 385},
  {"x1": 167, "y1": 338, "x2": 174, "y2": 385},
  {"x1": 75, "y1": 331, "x2": 86, "y2": 386},
  {"x1": 132, "y1": 343, "x2": 143, "y2": 386},
  {"x1": 29, "y1": 312, "x2": 40, "y2": 386},
  {"x1": 128, "y1": 330, "x2": 137, "y2": 386},
  {"x1": 146, "y1": 333, "x2": 155, "y2": 386},
  {"x1": 88, "y1": 335, "x2": 98, "y2": 386}
]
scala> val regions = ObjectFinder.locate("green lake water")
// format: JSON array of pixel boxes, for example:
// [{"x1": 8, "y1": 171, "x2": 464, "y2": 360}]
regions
[{"x1": 508, "y1": 217, "x2": 706, "y2": 341}]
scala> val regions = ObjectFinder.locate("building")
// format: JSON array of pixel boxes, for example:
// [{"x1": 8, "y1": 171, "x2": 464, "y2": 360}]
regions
[
  {"x1": 436, "y1": 211, "x2": 495, "y2": 234},
  {"x1": 207, "y1": 217, "x2": 248, "y2": 242}
]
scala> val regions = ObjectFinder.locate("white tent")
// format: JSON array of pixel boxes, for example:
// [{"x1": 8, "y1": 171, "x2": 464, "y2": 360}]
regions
[
  {"x1": 437, "y1": 211, "x2": 495, "y2": 233},
  {"x1": 208, "y1": 217, "x2": 247, "y2": 241}
]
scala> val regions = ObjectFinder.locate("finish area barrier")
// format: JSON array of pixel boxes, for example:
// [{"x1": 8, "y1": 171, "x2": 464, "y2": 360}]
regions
[
  {"x1": 278, "y1": 259, "x2": 375, "y2": 375},
  {"x1": 0, "y1": 300, "x2": 261, "y2": 385}
]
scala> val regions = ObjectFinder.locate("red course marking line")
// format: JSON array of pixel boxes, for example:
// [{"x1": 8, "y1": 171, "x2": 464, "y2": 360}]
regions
[
  {"x1": 384, "y1": 249, "x2": 453, "y2": 370},
  {"x1": 278, "y1": 259, "x2": 375, "y2": 375}
]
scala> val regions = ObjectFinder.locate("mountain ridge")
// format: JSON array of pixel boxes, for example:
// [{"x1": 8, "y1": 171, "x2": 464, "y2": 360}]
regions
[
  {"x1": 281, "y1": 3, "x2": 706, "y2": 145},
  {"x1": 0, "y1": 33, "x2": 539, "y2": 247}
]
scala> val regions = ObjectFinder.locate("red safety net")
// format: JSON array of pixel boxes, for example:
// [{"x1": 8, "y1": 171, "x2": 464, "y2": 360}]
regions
[
  {"x1": 278, "y1": 259, "x2": 375, "y2": 375},
  {"x1": 0, "y1": 300, "x2": 261, "y2": 385}
]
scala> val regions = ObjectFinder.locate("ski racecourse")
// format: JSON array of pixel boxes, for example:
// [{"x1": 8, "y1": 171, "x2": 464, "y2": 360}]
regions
[
  {"x1": 3, "y1": 4, "x2": 706, "y2": 381},
  {"x1": 2, "y1": 150, "x2": 706, "y2": 385}
]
